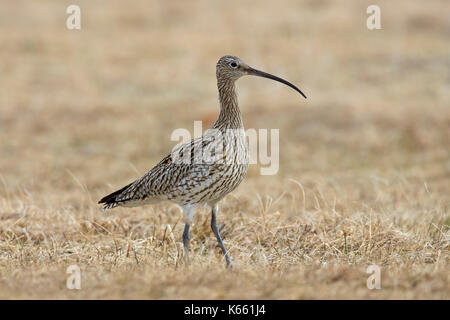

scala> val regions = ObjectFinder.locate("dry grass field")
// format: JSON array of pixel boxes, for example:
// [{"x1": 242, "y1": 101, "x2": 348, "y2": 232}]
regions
[{"x1": 0, "y1": 0, "x2": 449, "y2": 299}]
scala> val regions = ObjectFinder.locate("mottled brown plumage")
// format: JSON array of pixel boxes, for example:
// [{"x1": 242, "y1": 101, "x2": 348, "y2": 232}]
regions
[{"x1": 99, "y1": 55, "x2": 306, "y2": 266}]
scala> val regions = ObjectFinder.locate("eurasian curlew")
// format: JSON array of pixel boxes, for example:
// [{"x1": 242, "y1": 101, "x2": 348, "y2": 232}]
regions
[{"x1": 99, "y1": 56, "x2": 306, "y2": 267}]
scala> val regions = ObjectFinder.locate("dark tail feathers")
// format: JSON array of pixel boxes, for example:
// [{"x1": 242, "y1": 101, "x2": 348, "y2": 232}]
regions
[{"x1": 98, "y1": 182, "x2": 133, "y2": 209}]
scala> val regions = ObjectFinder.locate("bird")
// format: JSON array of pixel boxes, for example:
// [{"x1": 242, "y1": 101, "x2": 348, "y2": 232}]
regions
[{"x1": 99, "y1": 55, "x2": 306, "y2": 267}]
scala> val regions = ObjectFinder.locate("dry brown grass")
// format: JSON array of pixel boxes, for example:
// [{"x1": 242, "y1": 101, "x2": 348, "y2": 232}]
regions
[{"x1": 0, "y1": 0, "x2": 449, "y2": 299}]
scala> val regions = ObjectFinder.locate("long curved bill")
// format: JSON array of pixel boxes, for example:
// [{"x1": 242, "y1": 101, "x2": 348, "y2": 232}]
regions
[{"x1": 246, "y1": 66, "x2": 307, "y2": 99}]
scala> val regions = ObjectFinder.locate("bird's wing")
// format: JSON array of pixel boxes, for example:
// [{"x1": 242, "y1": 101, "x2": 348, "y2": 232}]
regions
[{"x1": 99, "y1": 133, "x2": 227, "y2": 209}]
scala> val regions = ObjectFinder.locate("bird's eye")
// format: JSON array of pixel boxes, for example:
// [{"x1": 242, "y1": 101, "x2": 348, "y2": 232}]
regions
[{"x1": 230, "y1": 62, "x2": 238, "y2": 68}]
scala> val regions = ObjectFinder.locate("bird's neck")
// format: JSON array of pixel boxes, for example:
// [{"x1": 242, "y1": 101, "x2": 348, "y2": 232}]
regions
[{"x1": 213, "y1": 79, "x2": 244, "y2": 130}]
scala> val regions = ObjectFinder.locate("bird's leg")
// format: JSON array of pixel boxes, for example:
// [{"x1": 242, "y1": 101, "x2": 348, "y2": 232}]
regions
[
  {"x1": 182, "y1": 205, "x2": 196, "y2": 265},
  {"x1": 211, "y1": 204, "x2": 232, "y2": 267},
  {"x1": 182, "y1": 223, "x2": 191, "y2": 265}
]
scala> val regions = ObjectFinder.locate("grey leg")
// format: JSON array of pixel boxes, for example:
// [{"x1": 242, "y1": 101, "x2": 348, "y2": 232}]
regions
[
  {"x1": 182, "y1": 205, "x2": 196, "y2": 265},
  {"x1": 211, "y1": 204, "x2": 232, "y2": 267},
  {"x1": 182, "y1": 223, "x2": 191, "y2": 265}
]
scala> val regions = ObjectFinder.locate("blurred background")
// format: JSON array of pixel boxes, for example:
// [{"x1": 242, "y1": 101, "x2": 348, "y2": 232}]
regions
[
  {"x1": 0, "y1": 0, "x2": 448, "y2": 299},
  {"x1": 1, "y1": 0, "x2": 448, "y2": 199}
]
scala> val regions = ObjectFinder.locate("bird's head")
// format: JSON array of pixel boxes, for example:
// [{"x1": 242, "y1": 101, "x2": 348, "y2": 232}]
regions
[{"x1": 216, "y1": 55, "x2": 306, "y2": 99}]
